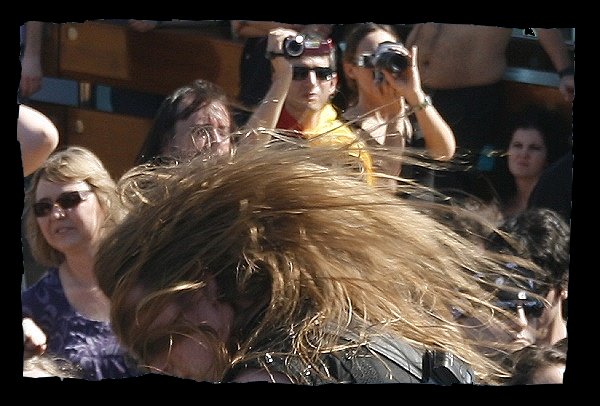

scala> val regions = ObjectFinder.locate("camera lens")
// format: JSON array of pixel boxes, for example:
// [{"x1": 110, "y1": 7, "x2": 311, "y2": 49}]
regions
[
  {"x1": 375, "y1": 52, "x2": 409, "y2": 74},
  {"x1": 283, "y1": 35, "x2": 305, "y2": 57}
]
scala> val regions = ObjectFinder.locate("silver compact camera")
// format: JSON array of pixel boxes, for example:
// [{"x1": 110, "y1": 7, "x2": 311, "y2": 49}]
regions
[{"x1": 282, "y1": 34, "x2": 333, "y2": 58}]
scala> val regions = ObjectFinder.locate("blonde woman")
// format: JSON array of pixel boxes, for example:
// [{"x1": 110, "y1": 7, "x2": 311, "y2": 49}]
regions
[{"x1": 22, "y1": 146, "x2": 141, "y2": 380}]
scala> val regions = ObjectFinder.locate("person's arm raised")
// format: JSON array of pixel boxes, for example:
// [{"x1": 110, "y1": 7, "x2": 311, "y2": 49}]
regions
[
  {"x1": 18, "y1": 104, "x2": 59, "y2": 176},
  {"x1": 243, "y1": 29, "x2": 298, "y2": 141},
  {"x1": 245, "y1": 56, "x2": 292, "y2": 131},
  {"x1": 536, "y1": 28, "x2": 574, "y2": 103},
  {"x1": 385, "y1": 46, "x2": 456, "y2": 160},
  {"x1": 19, "y1": 21, "x2": 44, "y2": 98},
  {"x1": 231, "y1": 20, "x2": 303, "y2": 39}
]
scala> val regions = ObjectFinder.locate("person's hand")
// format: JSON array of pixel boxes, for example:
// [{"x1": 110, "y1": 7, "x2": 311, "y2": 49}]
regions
[
  {"x1": 374, "y1": 72, "x2": 401, "y2": 106},
  {"x1": 382, "y1": 45, "x2": 424, "y2": 107},
  {"x1": 559, "y1": 74, "x2": 574, "y2": 103},
  {"x1": 266, "y1": 28, "x2": 300, "y2": 57},
  {"x1": 128, "y1": 20, "x2": 160, "y2": 32},
  {"x1": 19, "y1": 54, "x2": 43, "y2": 98},
  {"x1": 266, "y1": 29, "x2": 296, "y2": 82},
  {"x1": 23, "y1": 317, "x2": 47, "y2": 359}
]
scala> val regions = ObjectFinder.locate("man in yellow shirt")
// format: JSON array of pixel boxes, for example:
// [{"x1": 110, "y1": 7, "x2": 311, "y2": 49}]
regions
[{"x1": 245, "y1": 27, "x2": 374, "y2": 185}]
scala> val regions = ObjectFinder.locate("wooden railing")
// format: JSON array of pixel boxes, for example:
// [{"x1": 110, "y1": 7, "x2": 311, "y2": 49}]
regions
[{"x1": 29, "y1": 21, "x2": 244, "y2": 179}]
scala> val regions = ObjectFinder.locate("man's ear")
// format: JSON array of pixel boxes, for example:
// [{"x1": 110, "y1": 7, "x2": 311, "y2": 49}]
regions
[
  {"x1": 329, "y1": 74, "x2": 339, "y2": 97},
  {"x1": 560, "y1": 288, "x2": 568, "y2": 300}
]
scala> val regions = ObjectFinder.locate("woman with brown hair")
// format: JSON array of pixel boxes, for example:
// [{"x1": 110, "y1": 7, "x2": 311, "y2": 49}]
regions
[
  {"x1": 339, "y1": 22, "x2": 455, "y2": 192},
  {"x1": 95, "y1": 139, "x2": 534, "y2": 384}
]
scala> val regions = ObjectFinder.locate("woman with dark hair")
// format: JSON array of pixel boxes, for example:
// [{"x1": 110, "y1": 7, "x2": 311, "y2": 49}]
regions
[
  {"x1": 339, "y1": 22, "x2": 456, "y2": 192},
  {"x1": 494, "y1": 105, "x2": 571, "y2": 219},
  {"x1": 134, "y1": 79, "x2": 234, "y2": 165}
]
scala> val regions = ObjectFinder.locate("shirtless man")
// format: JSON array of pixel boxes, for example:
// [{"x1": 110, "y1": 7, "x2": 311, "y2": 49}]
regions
[
  {"x1": 406, "y1": 24, "x2": 573, "y2": 97},
  {"x1": 404, "y1": 24, "x2": 574, "y2": 196}
]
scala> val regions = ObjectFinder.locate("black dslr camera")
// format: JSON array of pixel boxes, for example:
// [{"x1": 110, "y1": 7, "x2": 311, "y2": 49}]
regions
[
  {"x1": 281, "y1": 34, "x2": 333, "y2": 58},
  {"x1": 358, "y1": 41, "x2": 410, "y2": 75}
]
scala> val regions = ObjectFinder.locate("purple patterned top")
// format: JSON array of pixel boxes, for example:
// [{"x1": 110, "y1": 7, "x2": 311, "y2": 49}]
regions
[{"x1": 22, "y1": 267, "x2": 142, "y2": 380}]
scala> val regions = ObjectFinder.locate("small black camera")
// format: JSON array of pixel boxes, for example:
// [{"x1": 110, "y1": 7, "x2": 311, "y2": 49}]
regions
[
  {"x1": 370, "y1": 41, "x2": 410, "y2": 74},
  {"x1": 281, "y1": 34, "x2": 333, "y2": 58}
]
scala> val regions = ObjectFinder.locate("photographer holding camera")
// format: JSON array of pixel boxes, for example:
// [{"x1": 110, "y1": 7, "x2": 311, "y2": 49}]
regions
[
  {"x1": 339, "y1": 23, "x2": 456, "y2": 193},
  {"x1": 243, "y1": 27, "x2": 374, "y2": 185}
]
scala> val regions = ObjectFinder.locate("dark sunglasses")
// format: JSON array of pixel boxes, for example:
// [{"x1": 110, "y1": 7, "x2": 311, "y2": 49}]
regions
[
  {"x1": 496, "y1": 297, "x2": 545, "y2": 319},
  {"x1": 33, "y1": 190, "x2": 93, "y2": 217},
  {"x1": 292, "y1": 66, "x2": 335, "y2": 81}
]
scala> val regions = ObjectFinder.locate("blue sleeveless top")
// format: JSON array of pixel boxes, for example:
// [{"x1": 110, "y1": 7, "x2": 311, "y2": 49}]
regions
[{"x1": 22, "y1": 267, "x2": 142, "y2": 380}]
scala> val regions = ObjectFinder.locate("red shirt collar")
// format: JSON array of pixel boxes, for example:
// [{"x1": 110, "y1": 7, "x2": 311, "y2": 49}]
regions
[{"x1": 276, "y1": 107, "x2": 303, "y2": 132}]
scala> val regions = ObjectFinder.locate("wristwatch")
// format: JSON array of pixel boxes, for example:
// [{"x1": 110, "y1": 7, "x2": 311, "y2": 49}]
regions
[{"x1": 412, "y1": 94, "x2": 432, "y2": 112}]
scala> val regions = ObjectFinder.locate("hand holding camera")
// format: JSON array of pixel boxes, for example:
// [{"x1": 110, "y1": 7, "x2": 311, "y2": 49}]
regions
[
  {"x1": 267, "y1": 29, "x2": 333, "y2": 59},
  {"x1": 282, "y1": 35, "x2": 333, "y2": 57},
  {"x1": 359, "y1": 44, "x2": 428, "y2": 111},
  {"x1": 372, "y1": 41, "x2": 411, "y2": 74},
  {"x1": 357, "y1": 41, "x2": 411, "y2": 75}
]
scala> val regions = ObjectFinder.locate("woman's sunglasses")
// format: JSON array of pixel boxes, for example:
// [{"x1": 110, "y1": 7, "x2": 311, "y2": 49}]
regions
[
  {"x1": 291, "y1": 66, "x2": 335, "y2": 81},
  {"x1": 33, "y1": 190, "x2": 93, "y2": 217}
]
